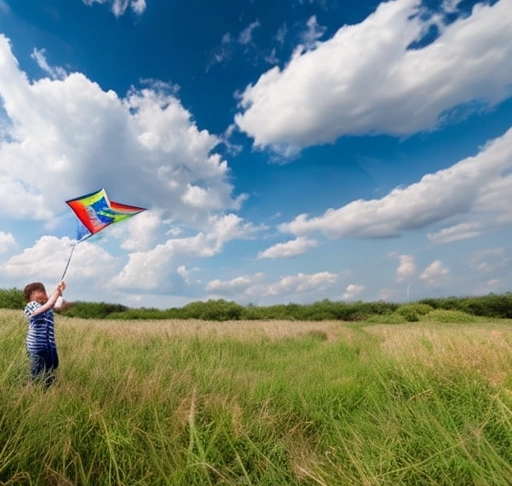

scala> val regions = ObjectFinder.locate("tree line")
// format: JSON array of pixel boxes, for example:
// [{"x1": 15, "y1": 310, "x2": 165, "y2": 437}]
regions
[{"x1": 2, "y1": 287, "x2": 511, "y2": 321}]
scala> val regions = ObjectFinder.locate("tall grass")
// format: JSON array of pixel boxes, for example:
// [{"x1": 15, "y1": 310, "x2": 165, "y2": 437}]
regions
[{"x1": 1, "y1": 309, "x2": 512, "y2": 485}]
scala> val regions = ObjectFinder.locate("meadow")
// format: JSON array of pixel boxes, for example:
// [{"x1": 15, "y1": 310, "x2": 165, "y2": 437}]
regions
[{"x1": 1, "y1": 308, "x2": 512, "y2": 485}]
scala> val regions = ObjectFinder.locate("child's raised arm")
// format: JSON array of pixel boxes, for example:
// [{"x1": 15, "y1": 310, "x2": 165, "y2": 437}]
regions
[{"x1": 30, "y1": 280, "x2": 66, "y2": 316}]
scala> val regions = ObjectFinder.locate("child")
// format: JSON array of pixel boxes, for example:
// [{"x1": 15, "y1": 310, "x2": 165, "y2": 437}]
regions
[{"x1": 23, "y1": 280, "x2": 66, "y2": 387}]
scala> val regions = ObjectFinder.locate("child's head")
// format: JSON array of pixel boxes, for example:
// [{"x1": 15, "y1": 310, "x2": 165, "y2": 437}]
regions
[{"x1": 23, "y1": 282, "x2": 47, "y2": 304}]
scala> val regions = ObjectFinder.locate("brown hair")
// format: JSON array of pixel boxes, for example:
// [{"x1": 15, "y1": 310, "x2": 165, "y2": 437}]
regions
[{"x1": 23, "y1": 282, "x2": 46, "y2": 303}]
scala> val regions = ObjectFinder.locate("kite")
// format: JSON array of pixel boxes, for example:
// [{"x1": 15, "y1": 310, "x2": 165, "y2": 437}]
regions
[{"x1": 62, "y1": 188, "x2": 147, "y2": 278}]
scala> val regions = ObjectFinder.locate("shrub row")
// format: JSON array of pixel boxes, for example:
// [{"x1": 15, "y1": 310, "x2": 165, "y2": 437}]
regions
[
  {"x1": 419, "y1": 293, "x2": 512, "y2": 318},
  {"x1": 2, "y1": 287, "x2": 511, "y2": 321}
]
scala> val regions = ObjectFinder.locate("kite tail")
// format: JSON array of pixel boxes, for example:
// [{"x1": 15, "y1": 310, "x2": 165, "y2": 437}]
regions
[{"x1": 61, "y1": 243, "x2": 77, "y2": 280}]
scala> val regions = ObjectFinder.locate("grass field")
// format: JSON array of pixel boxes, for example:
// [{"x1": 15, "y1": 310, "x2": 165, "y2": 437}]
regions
[{"x1": 1, "y1": 308, "x2": 512, "y2": 485}]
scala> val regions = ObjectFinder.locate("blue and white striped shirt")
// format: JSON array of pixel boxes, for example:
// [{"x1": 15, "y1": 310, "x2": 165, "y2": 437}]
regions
[{"x1": 24, "y1": 301, "x2": 56, "y2": 353}]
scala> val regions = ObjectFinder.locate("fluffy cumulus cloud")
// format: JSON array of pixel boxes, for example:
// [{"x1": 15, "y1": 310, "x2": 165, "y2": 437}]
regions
[
  {"x1": 82, "y1": 0, "x2": 146, "y2": 17},
  {"x1": 207, "y1": 271, "x2": 338, "y2": 303},
  {"x1": 118, "y1": 210, "x2": 161, "y2": 251},
  {"x1": 207, "y1": 273, "x2": 265, "y2": 295},
  {"x1": 258, "y1": 236, "x2": 318, "y2": 259},
  {"x1": 0, "y1": 34, "x2": 255, "y2": 301},
  {"x1": 342, "y1": 284, "x2": 365, "y2": 300},
  {"x1": 0, "y1": 35, "x2": 244, "y2": 226},
  {"x1": 264, "y1": 272, "x2": 337, "y2": 296},
  {"x1": 0, "y1": 231, "x2": 15, "y2": 254},
  {"x1": 235, "y1": 0, "x2": 512, "y2": 154},
  {"x1": 395, "y1": 254, "x2": 415, "y2": 282},
  {"x1": 280, "y1": 127, "x2": 512, "y2": 240},
  {"x1": 420, "y1": 260, "x2": 449, "y2": 284},
  {"x1": 111, "y1": 214, "x2": 258, "y2": 290},
  {"x1": 0, "y1": 236, "x2": 116, "y2": 287}
]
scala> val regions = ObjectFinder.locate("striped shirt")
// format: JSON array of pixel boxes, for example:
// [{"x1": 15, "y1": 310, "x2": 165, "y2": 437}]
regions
[{"x1": 24, "y1": 301, "x2": 56, "y2": 353}]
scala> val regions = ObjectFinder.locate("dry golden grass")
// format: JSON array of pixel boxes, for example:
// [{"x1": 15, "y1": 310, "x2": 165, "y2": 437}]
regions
[
  {"x1": 0, "y1": 306, "x2": 350, "y2": 343},
  {"x1": 367, "y1": 321, "x2": 512, "y2": 386},
  {"x1": 57, "y1": 316, "x2": 352, "y2": 341},
  {"x1": 6, "y1": 307, "x2": 512, "y2": 389}
]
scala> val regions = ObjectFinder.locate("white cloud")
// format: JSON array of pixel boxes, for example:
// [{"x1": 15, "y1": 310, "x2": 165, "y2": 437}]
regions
[
  {"x1": 239, "y1": 20, "x2": 261, "y2": 45},
  {"x1": 235, "y1": 0, "x2": 512, "y2": 154},
  {"x1": 300, "y1": 16, "x2": 327, "y2": 50},
  {"x1": 263, "y1": 271, "x2": 338, "y2": 296},
  {"x1": 442, "y1": 0, "x2": 463, "y2": 13},
  {"x1": 420, "y1": 260, "x2": 449, "y2": 284},
  {"x1": 396, "y1": 254, "x2": 415, "y2": 282},
  {"x1": 0, "y1": 35, "x2": 263, "y2": 303},
  {"x1": 205, "y1": 271, "x2": 337, "y2": 303},
  {"x1": 275, "y1": 24, "x2": 287, "y2": 47},
  {"x1": 475, "y1": 170, "x2": 512, "y2": 217},
  {"x1": 119, "y1": 210, "x2": 160, "y2": 251},
  {"x1": 206, "y1": 33, "x2": 234, "y2": 71},
  {"x1": 207, "y1": 19, "x2": 267, "y2": 71},
  {"x1": 428, "y1": 222, "x2": 484, "y2": 243},
  {"x1": 112, "y1": 214, "x2": 259, "y2": 290},
  {"x1": 0, "y1": 231, "x2": 15, "y2": 254},
  {"x1": 177, "y1": 265, "x2": 199, "y2": 286},
  {"x1": 129, "y1": 0, "x2": 146, "y2": 15},
  {"x1": 31, "y1": 49, "x2": 67, "y2": 80},
  {"x1": 280, "y1": 127, "x2": 512, "y2": 240},
  {"x1": 264, "y1": 48, "x2": 279, "y2": 65},
  {"x1": 0, "y1": 236, "x2": 117, "y2": 286},
  {"x1": 0, "y1": 35, "x2": 244, "y2": 228},
  {"x1": 181, "y1": 182, "x2": 235, "y2": 210},
  {"x1": 258, "y1": 236, "x2": 318, "y2": 259},
  {"x1": 0, "y1": 177, "x2": 52, "y2": 220},
  {"x1": 342, "y1": 283, "x2": 365, "y2": 300},
  {"x1": 207, "y1": 273, "x2": 265, "y2": 295},
  {"x1": 82, "y1": 0, "x2": 147, "y2": 17}
]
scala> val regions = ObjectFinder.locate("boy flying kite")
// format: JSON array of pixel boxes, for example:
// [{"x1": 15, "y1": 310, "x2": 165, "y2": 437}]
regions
[{"x1": 23, "y1": 280, "x2": 67, "y2": 387}]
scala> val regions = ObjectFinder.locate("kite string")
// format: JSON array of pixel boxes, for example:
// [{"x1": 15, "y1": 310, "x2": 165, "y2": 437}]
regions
[{"x1": 61, "y1": 242, "x2": 77, "y2": 281}]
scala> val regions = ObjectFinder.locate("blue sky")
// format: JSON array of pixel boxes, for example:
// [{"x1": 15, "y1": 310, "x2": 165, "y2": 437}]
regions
[{"x1": 0, "y1": 0, "x2": 511, "y2": 308}]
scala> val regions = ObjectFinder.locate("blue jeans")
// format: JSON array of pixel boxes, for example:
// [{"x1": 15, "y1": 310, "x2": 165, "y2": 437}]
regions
[{"x1": 29, "y1": 346, "x2": 59, "y2": 387}]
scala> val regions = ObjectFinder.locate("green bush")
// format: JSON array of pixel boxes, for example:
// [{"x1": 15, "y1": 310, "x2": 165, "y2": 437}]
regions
[
  {"x1": 422, "y1": 309, "x2": 477, "y2": 324},
  {"x1": 461, "y1": 293, "x2": 512, "y2": 318},
  {"x1": 180, "y1": 299, "x2": 244, "y2": 321},
  {"x1": 107, "y1": 308, "x2": 174, "y2": 320},
  {"x1": 396, "y1": 303, "x2": 434, "y2": 322},
  {"x1": 366, "y1": 313, "x2": 408, "y2": 324},
  {"x1": 418, "y1": 293, "x2": 512, "y2": 318},
  {"x1": 61, "y1": 301, "x2": 128, "y2": 319},
  {"x1": 0, "y1": 288, "x2": 24, "y2": 310}
]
